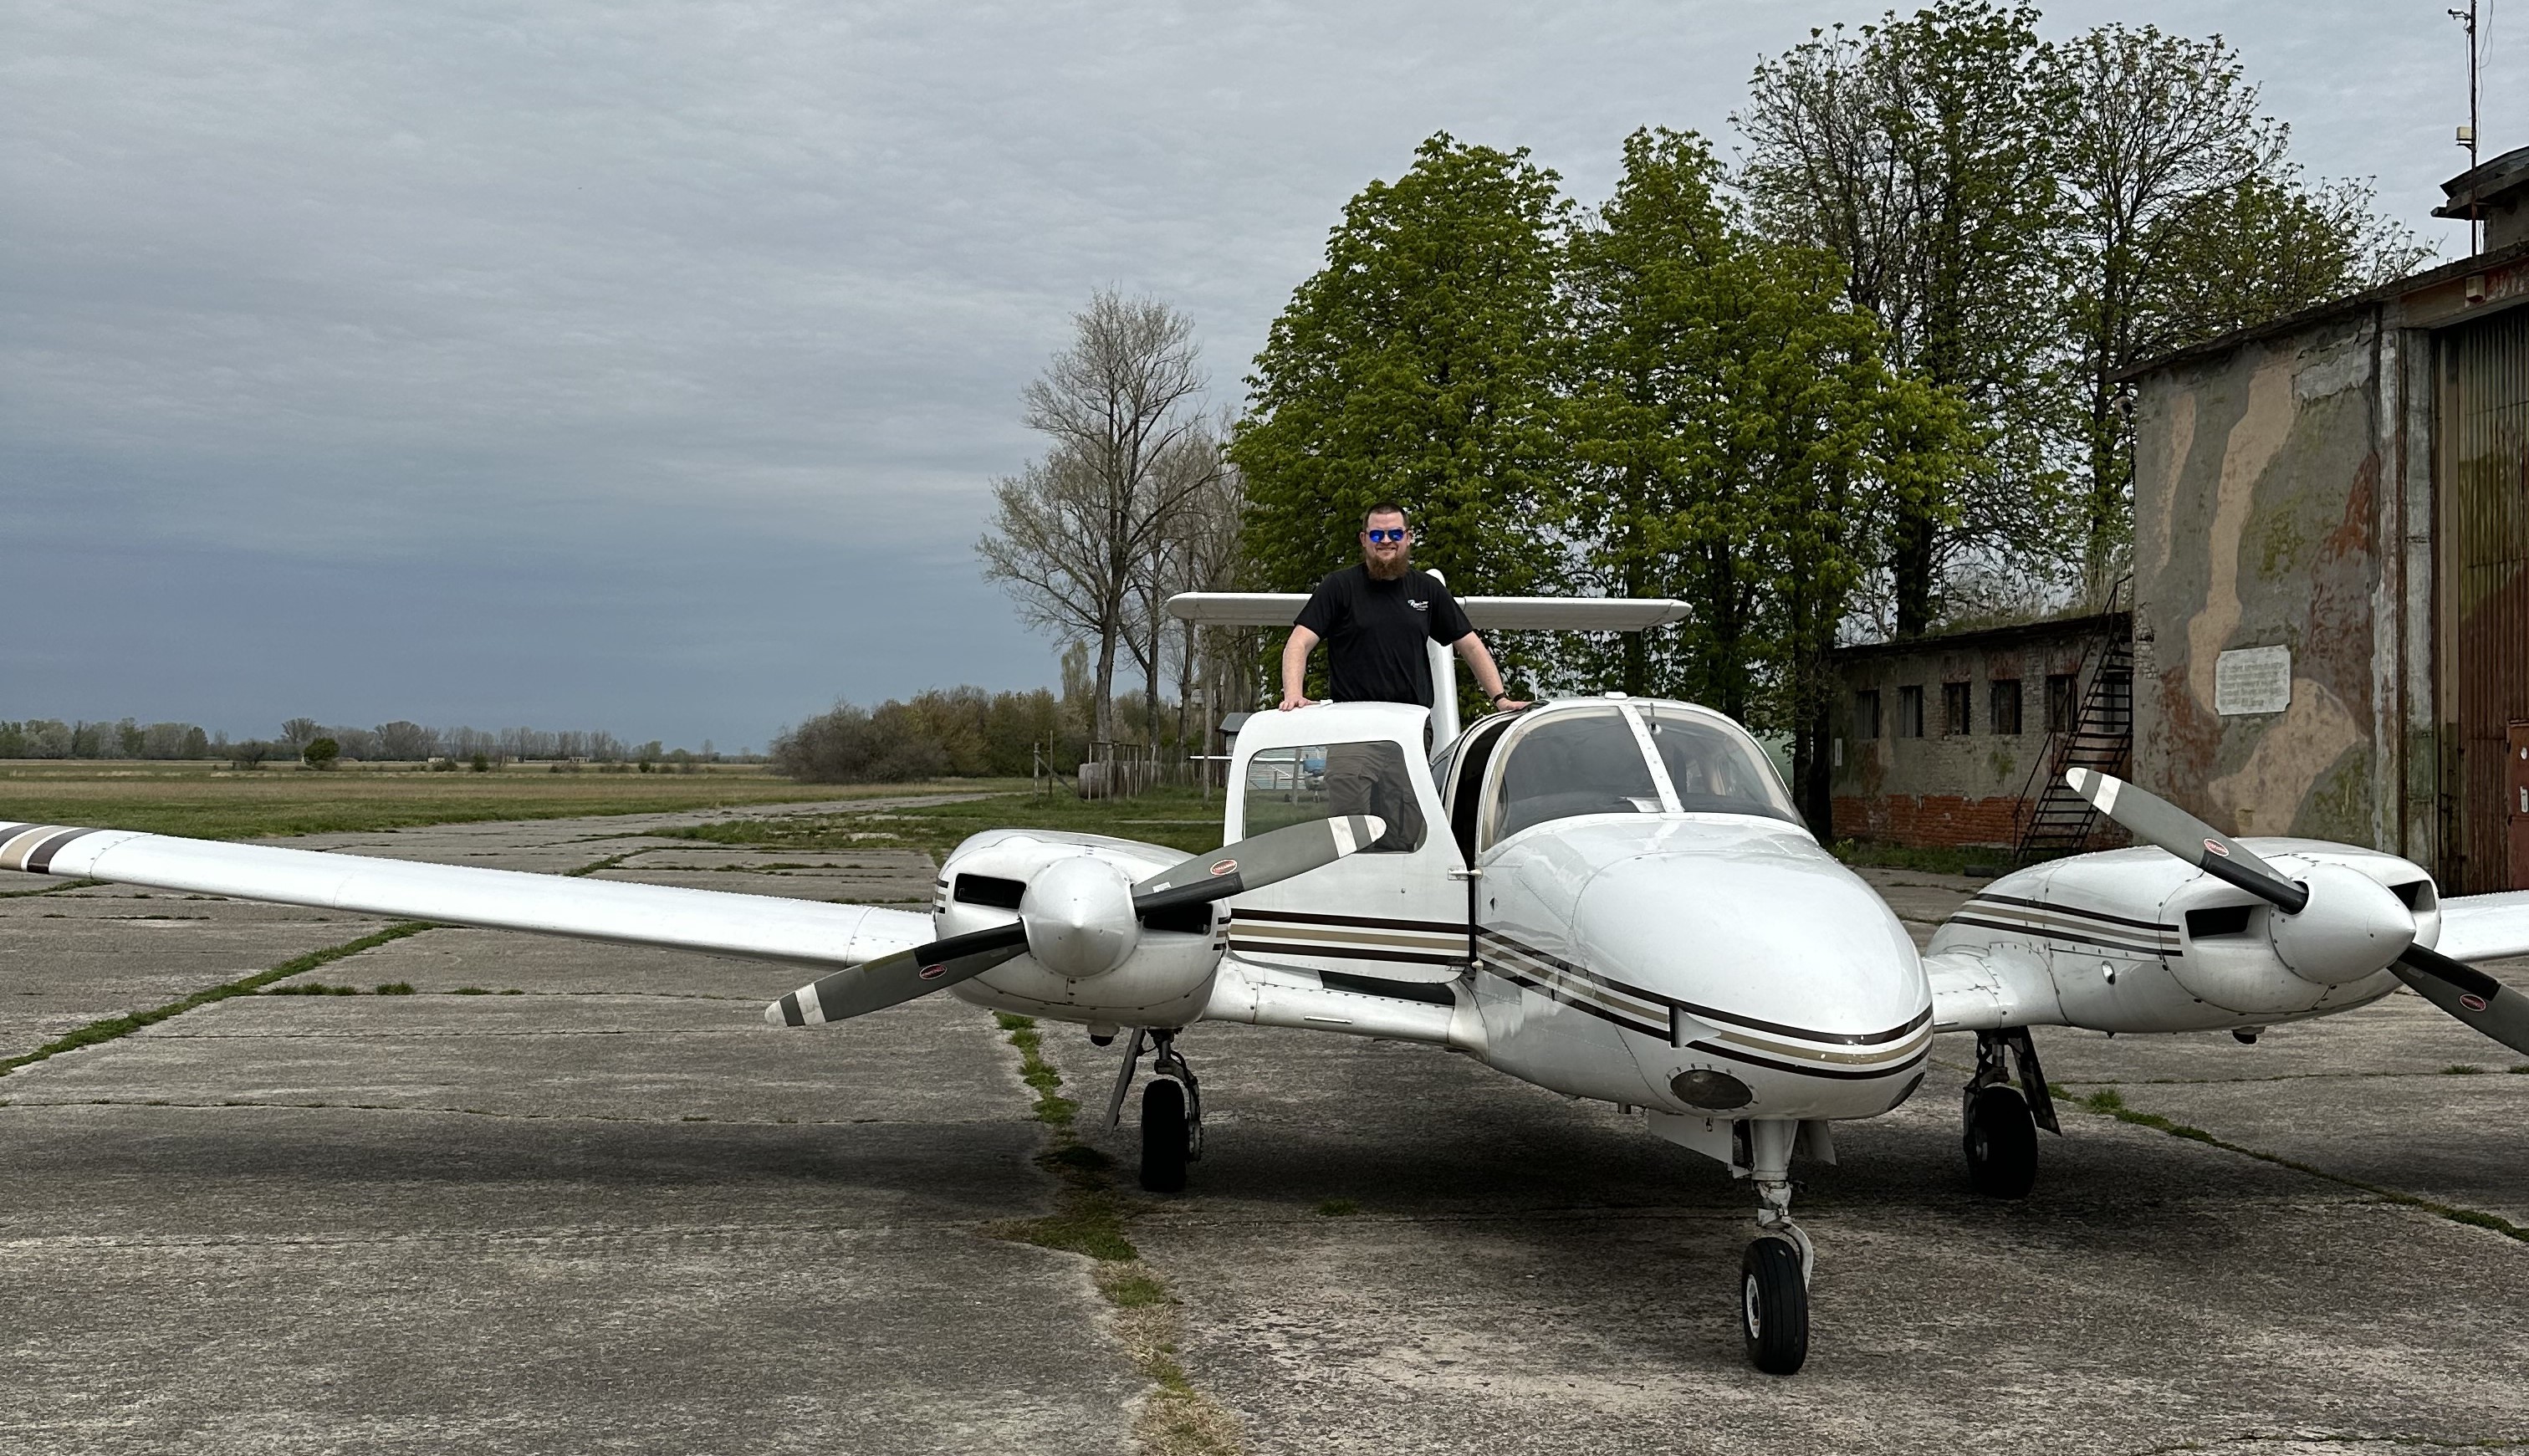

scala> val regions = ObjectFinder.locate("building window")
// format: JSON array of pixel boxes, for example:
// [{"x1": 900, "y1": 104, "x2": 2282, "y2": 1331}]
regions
[
  {"x1": 2046, "y1": 673, "x2": 2079, "y2": 733},
  {"x1": 1897, "y1": 685, "x2": 1924, "y2": 738},
  {"x1": 1942, "y1": 682, "x2": 1972, "y2": 736},
  {"x1": 1990, "y1": 679, "x2": 2023, "y2": 736},
  {"x1": 1855, "y1": 689, "x2": 1881, "y2": 740}
]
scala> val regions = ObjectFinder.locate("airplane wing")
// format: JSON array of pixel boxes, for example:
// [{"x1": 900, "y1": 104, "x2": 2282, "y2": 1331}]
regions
[
  {"x1": 2433, "y1": 890, "x2": 2529, "y2": 963},
  {"x1": 1923, "y1": 943, "x2": 2063, "y2": 1033},
  {"x1": 0, "y1": 820, "x2": 929, "y2": 970}
]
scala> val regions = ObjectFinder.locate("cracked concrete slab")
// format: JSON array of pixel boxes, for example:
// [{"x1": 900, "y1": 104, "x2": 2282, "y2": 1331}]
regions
[
  {"x1": 0, "y1": 803, "x2": 1140, "y2": 1455},
  {"x1": 11, "y1": 806, "x2": 2528, "y2": 1453}
]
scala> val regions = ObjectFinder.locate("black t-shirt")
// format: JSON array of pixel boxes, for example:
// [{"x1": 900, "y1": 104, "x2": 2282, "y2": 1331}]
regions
[{"x1": 1294, "y1": 565, "x2": 1476, "y2": 706}]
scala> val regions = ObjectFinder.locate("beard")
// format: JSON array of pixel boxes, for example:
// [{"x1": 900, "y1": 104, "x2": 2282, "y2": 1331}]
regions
[{"x1": 1362, "y1": 544, "x2": 1412, "y2": 581}]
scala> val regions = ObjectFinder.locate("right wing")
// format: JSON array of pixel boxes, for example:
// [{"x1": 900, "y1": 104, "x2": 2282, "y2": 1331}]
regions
[
  {"x1": 2434, "y1": 890, "x2": 2529, "y2": 964},
  {"x1": 1, "y1": 820, "x2": 928, "y2": 970}
]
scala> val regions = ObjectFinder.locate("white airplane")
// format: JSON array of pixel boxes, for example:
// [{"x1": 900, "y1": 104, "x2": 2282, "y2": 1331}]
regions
[{"x1": 8, "y1": 591, "x2": 2529, "y2": 1379}]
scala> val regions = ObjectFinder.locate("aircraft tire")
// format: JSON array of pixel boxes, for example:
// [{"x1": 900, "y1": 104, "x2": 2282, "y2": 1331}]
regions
[
  {"x1": 1964, "y1": 1084, "x2": 2038, "y2": 1199},
  {"x1": 1140, "y1": 1077, "x2": 1189, "y2": 1193},
  {"x1": 1740, "y1": 1236, "x2": 1809, "y2": 1376}
]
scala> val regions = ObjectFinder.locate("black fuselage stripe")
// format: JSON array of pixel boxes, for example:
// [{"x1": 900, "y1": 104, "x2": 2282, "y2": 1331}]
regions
[
  {"x1": 1948, "y1": 915, "x2": 2174, "y2": 957},
  {"x1": 1233, "y1": 908, "x2": 1467, "y2": 935},
  {"x1": 1967, "y1": 891, "x2": 2169, "y2": 933},
  {"x1": 24, "y1": 827, "x2": 101, "y2": 874},
  {"x1": 1486, "y1": 966, "x2": 1667, "y2": 1038},
  {"x1": 1685, "y1": 1040, "x2": 1931, "y2": 1082},
  {"x1": 1227, "y1": 939, "x2": 1464, "y2": 967},
  {"x1": 1478, "y1": 927, "x2": 1931, "y2": 1045}
]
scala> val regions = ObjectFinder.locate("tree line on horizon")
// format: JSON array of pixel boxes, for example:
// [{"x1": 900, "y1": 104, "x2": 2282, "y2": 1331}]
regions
[{"x1": 0, "y1": 717, "x2": 736, "y2": 769}]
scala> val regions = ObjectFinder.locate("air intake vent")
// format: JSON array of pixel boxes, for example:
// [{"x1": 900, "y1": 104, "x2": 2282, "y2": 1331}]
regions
[
  {"x1": 953, "y1": 874, "x2": 1026, "y2": 910},
  {"x1": 2390, "y1": 880, "x2": 2436, "y2": 912},
  {"x1": 2186, "y1": 905, "x2": 2255, "y2": 939}
]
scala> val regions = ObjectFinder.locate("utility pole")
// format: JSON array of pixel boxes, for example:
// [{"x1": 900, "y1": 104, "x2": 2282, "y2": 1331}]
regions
[{"x1": 2454, "y1": 0, "x2": 2485, "y2": 253}]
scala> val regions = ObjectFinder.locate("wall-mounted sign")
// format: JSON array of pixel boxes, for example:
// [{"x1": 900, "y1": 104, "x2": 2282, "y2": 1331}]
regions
[{"x1": 2215, "y1": 645, "x2": 2292, "y2": 716}]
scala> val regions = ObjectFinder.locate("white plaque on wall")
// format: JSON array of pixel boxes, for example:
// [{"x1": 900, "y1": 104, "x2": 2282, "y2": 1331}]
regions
[{"x1": 2214, "y1": 645, "x2": 2292, "y2": 716}]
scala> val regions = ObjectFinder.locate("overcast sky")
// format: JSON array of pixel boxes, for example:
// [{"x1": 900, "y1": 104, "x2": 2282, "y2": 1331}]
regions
[{"x1": 3, "y1": 1, "x2": 2503, "y2": 748}]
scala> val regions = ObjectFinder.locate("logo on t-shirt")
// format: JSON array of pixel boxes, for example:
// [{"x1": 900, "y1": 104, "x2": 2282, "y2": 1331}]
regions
[{"x1": 1408, "y1": 598, "x2": 1429, "y2": 612}]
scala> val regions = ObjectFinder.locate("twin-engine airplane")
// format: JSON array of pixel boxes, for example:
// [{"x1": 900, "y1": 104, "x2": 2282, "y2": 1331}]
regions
[{"x1": 8, "y1": 591, "x2": 2529, "y2": 1378}]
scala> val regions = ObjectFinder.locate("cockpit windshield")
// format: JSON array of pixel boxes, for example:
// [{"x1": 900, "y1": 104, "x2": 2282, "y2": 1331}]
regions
[
  {"x1": 1490, "y1": 708, "x2": 1662, "y2": 840},
  {"x1": 1643, "y1": 706, "x2": 1801, "y2": 824}
]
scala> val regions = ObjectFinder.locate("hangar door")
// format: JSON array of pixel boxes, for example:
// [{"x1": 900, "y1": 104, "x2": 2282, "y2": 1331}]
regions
[{"x1": 2437, "y1": 305, "x2": 2529, "y2": 891}]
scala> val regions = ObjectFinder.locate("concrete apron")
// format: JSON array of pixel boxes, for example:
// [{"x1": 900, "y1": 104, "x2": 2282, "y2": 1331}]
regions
[
  {"x1": 0, "y1": 805, "x2": 1139, "y2": 1455},
  {"x1": 6, "y1": 825, "x2": 2527, "y2": 1453},
  {"x1": 1039, "y1": 864, "x2": 2529, "y2": 1456}
]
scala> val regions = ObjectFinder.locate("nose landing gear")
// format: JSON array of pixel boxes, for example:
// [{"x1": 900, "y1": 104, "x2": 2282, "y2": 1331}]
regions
[
  {"x1": 1105, "y1": 1027, "x2": 1203, "y2": 1193},
  {"x1": 1740, "y1": 1119, "x2": 1811, "y2": 1376}
]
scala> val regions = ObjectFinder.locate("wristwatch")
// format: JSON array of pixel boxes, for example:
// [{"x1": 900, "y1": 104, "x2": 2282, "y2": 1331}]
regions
[{"x1": 1489, "y1": 691, "x2": 1513, "y2": 704}]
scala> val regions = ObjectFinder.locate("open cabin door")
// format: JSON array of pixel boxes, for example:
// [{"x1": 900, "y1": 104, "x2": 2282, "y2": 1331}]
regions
[{"x1": 1223, "y1": 702, "x2": 1468, "y2": 984}]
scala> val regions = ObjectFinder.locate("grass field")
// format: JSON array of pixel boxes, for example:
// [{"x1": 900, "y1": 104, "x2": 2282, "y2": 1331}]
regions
[
  {"x1": 650, "y1": 784, "x2": 1237, "y2": 866},
  {"x1": 0, "y1": 759, "x2": 1031, "y2": 840}
]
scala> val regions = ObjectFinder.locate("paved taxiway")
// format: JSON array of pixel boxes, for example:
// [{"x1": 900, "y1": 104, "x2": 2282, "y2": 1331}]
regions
[{"x1": 3, "y1": 810, "x2": 2524, "y2": 1454}]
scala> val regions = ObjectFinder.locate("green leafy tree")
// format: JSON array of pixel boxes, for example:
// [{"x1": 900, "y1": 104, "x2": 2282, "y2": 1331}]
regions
[
  {"x1": 1739, "y1": 2, "x2": 2066, "y2": 638},
  {"x1": 301, "y1": 737, "x2": 341, "y2": 770},
  {"x1": 1234, "y1": 134, "x2": 1572, "y2": 621}
]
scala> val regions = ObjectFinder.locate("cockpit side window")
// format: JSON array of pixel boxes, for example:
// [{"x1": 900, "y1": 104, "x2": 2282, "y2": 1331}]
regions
[
  {"x1": 1244, "y1": 740, "x2": 1427, "y2": 851},
  {"x1": 1643, "y1": 707, "x2": 1801, "y2": 824},
  {"x1": 1485, "y1": 708, "x2": 1661, "y2": 846}
]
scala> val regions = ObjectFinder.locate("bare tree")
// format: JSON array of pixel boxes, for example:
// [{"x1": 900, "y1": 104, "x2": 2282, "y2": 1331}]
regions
[{"x1": 980, "y1": 293, "x2": 1210, "y2": 747}]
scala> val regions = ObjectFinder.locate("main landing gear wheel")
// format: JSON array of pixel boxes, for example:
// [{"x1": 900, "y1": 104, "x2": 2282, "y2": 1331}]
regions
[
  {"x1": 1964, "y1": 1084, "x2": 2038, "y2": 1199},
  {"x1": 1139, "y1": 1078, "x2": 1189, "y2": 1193},
  {"x1": 1740, "y1": 1236, "x2": 1809, "y2": 1376}
]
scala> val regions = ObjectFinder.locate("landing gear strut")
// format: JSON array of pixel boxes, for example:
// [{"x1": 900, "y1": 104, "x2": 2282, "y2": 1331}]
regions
[
  {"x1": 1738, "y1": 1119, "x2": 1811, "y2": 1376},
  {"x1": 1106, "y1": 1028, "x2": 1202, "y2": 1193},
  {"x1": 1963, "y1": 1027, "x2": 2057, "y2": 1199}
]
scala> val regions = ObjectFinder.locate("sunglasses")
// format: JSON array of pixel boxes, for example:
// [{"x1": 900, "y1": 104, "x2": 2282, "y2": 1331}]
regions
[{"x1": 1364, "y1": 528, "x2": 1410, "y2": 544}]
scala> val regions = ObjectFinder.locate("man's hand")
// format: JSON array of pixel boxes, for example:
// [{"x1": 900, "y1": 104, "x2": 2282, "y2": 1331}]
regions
[
  {"x1": 1277, "y1": 692, "x2": 1316, "y2": 712},
  {"x1": 1490, "y1": 694, "x2": 1531, "y2": 712}
]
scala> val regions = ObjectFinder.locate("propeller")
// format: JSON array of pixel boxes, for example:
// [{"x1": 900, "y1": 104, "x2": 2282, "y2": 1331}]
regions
[
  {"x1": 764, "y1": 813, "x2": 1383, "y2": 1028},
  {"x1": 2065, "y1": 768, "x2": 2529, "y2": 1055}
]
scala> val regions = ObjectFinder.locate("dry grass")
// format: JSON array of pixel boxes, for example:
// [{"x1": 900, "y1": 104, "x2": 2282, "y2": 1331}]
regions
[{"x1": 0, "y1": 759, "x2": 1022, "y2": 840}]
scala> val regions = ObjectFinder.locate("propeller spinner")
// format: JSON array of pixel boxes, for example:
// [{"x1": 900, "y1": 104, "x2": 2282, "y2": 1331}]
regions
[
  {"x1": 2065, "y1": 769, "x2": 2529, "y2": 1055},
  {"x1": 764, "y1": 813, "x2": 1383, "y2": 1029}
]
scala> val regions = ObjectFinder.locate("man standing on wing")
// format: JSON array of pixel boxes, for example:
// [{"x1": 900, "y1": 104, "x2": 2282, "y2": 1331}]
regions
[{"x1": 1277, "y1": 503, "x2": 1527, "y2": 847}]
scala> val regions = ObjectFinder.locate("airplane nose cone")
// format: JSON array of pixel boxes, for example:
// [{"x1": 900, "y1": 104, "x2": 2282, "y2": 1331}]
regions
[
  {"x1": 2271, "y1": 862, "x2": 2414, "y2": 985},
  {"x1": 1020, "y1": 856, "x2": 1140, "y2": 979}
]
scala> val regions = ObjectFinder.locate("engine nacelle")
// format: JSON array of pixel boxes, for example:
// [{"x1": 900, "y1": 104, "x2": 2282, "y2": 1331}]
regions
[{"x1": 930, "y1": 829, "x2": 1227, "y2": 1025}]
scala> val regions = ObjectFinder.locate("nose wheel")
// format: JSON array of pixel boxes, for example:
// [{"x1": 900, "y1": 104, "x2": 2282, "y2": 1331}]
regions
[
  {"x1": 1738, "y1": 1120, "x2": 1812, "y2": 1376},
  {"x1": 1106, "y1": 1028, "x2": 1203, "y2": 1193}
]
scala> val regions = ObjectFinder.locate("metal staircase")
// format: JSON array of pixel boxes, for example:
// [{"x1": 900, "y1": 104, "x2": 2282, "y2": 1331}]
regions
[{"x1": 2012, "y1": 583, "x2": 2134, "y2": 865}]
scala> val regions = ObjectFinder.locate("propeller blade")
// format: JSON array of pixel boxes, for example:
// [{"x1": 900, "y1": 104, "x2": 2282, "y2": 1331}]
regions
[
  {"x1": 1129, "y1": 814, "x2": 1384, "y2": 917},
  {"x1": 765, "y1": 922, "x2": 1027, "y2": 1027},
  {"x1": 2392, "y1": 942, "x2": 2529, "y2": 1056},
  {"x1": 2063, "y1": 769, "x2": 2308, "y2": 913},
  {"x1": 767, "y1": 813, "x2": 1383, "y2": 1029}
]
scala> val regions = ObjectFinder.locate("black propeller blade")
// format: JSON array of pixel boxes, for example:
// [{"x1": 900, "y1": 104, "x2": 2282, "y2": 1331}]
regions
[
  {"x1": 2389, "y1": 941, "x2": 2529, "y2": 1056},
  {"x1": 2066, "y1": 768, "x2": 2529, "y2": 1056},
  {"x1": 766, "y1": 813, "x2": 1383, "y2": 1028},
  {"x1": 2063, "y1": 768, "x2": 2306, "y2": 912}
]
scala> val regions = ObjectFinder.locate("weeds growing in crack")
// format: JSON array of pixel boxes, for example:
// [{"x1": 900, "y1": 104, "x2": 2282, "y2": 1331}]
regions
[
  {"x1": 986, "y1": 1011, "x2": 1242, "y2": 1455},
  {"x1": 0, "y1": 922, "x2": 435, "y2": 1076},
  {"x1": 2074, "y1": 1085, "x2": 2529, "y2": 1244}
]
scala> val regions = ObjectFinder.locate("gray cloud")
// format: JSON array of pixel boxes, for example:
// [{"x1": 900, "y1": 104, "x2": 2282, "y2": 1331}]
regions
[{"x1": 1, "y1": 0, "x2": 2491, "y2": 744}]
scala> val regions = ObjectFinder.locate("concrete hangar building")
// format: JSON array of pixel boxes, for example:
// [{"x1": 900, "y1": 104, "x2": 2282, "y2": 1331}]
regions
[{"x1": 1832, "y1": 151, "x2": 2529, "y2": 894}]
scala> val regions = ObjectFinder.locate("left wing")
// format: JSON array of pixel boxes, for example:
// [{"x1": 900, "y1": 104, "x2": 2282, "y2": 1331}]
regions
[
  {"x1": 1923, "y1": 943, "x2": 2062, "y2": 1033},
  {"x1": 0, "y1": 820, "x2": 927, "y2": 969}
]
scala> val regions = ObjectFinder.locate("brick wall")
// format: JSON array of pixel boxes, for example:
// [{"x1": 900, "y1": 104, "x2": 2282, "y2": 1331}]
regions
[{"x1": 1831, "y1": 794, "x2": 2022, "y2": 848}]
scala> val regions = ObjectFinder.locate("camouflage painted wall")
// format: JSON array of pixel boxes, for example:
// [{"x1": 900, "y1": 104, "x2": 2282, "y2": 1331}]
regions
[{"x1": 2130, "y1": 310, "x2": 2390, "y2": 845}]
